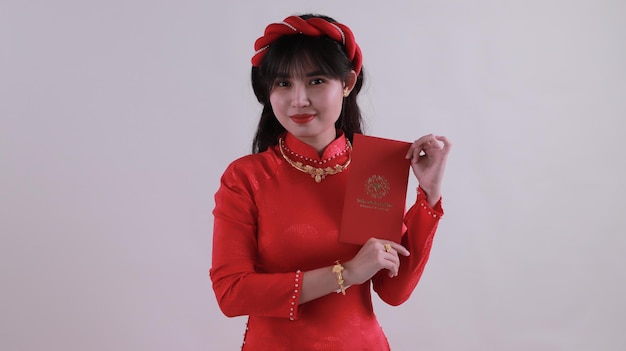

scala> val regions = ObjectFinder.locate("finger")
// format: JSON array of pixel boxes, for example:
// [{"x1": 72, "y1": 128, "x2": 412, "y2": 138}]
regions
[
  {"x1": 406, "y1": 147, "x2": 422, "y2": 163},
  {"x1": 406, "y1": 135, "x2": 445, "y2": 161},
  {"x1": 425, "y1": 140, "x2": 443, "y2": 151},
  {"x1": 381, "y1": 241, "x2": 410, "y2": 256},
  {"x1": 407, "y1": 145, "x2": 428, "y2": 163},
  {"x1": 390, "y1": 242, "x2": 410, "y2": 256},
  {"x1": 386, "y1": 255, "x2": 401, "y2": 277},
  {"x1": 405, "y1": 134, "x2": 436, "y2": 159},
  {"x1": 422, "y1": 138, "x2": 445, "y2": 149},
  {"x1": 381, "y1": 256, "x2": 400, "y2": 277},
  {"x1": 381, "y1": 242, "x2": 392, "y2": 253},
  {"x1": 414, "y1": 133, "x2": 436, "y2": 146},
  {"x1": 435, "y1": 135, "x2": 452, "y2": 151},
  {"x1": 387, "y1": 266, "x2": 399, "y2": 278},
  {"x1": 381, "y1": 248, "x2": 399, "y2": 267}
]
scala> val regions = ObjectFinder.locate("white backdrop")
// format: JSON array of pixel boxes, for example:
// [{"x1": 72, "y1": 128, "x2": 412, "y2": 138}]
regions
[{"x1": 2, "y1": 1, "x2": 625, "y2": 350}]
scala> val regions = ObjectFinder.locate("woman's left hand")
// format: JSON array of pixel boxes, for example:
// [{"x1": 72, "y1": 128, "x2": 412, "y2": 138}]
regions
[{"x1": 405, "y1": 134, "x2": 451, "y2": 207}]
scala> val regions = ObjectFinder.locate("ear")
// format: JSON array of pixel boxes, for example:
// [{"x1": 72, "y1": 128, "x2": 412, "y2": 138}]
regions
[{"x1": 342, "y1": 70, "x2": 358, "y2": 96}]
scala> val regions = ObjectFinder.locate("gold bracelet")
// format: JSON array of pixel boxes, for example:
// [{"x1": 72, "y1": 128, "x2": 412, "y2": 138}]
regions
[{"x1": 332, "y1": 260, "x2": 346, "y2": 295}]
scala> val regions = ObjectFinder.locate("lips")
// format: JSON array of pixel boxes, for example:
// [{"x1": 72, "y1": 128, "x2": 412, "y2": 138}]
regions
[{"x1": 290, "y1": 114, "x2": 315, "y2": 124}]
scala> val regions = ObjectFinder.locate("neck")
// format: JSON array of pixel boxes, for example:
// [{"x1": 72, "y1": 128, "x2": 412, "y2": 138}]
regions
[{"x1": 296, "y1": 131, "x2": 338, "y2": 156}]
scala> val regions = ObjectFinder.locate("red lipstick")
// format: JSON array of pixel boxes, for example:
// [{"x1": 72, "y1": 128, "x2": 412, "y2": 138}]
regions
[{"x1": 290, "y1": 114, "x2": 315, "y2": 124}]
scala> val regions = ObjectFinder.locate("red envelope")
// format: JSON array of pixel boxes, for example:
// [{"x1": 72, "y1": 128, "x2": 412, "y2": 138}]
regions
[{"x1": 339, "y1": 134, "x2": 412, "y2": 245}]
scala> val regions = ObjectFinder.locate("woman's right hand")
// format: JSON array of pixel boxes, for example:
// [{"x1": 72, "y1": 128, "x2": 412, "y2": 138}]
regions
[{"x1": 343, "y1": 238, "x2": 410, "y2": 285}]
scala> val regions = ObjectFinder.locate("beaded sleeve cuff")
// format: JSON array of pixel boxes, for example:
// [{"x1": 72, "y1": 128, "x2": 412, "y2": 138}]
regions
[
  {"x1": 417, "y1": 186, "x2": 444, "y2": 219},
  {"x1": 289, "y1": 270, "x2": 302, "y2": 321}
]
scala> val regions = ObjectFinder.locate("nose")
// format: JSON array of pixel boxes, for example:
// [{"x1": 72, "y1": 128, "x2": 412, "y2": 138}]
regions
[{"x1": 290, "y1": 84, "x2": 310, "y2": 108}]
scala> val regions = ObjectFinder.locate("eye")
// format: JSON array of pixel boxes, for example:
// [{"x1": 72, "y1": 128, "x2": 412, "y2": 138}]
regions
[
  {"x1": 310, "y1": 78, "x2": 324, "y2": 85},
  {"x1": 274, "y1": 80, "x2": 290, "y2": 87}
]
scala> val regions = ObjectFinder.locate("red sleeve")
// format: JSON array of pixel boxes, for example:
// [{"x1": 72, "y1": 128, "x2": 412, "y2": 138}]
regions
[
  {"x1": 209, "y1": 161, "x2": 303, "y2": 320},
  {"x1": 372, "y1": 186, "x2": 444, "y2": 306}
]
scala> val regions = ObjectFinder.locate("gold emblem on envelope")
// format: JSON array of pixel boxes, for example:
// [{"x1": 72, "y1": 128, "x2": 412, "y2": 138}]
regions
[{"x1": 365, "y1": 175, "x2": 390, "y2": 199}]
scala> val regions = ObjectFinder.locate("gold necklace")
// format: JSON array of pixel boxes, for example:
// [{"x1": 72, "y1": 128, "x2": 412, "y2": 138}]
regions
[{"x1": 278, "y1": 137, "x2": 352, "y2": 183}]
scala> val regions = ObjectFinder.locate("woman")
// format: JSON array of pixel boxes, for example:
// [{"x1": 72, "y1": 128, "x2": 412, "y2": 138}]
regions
[{"x1": 210, "y1": 13, "x2": 451, "y2": 350}]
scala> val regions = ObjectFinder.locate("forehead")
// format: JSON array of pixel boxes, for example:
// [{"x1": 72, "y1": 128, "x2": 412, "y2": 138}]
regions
[
  {"x1": 275, "y1": 56, "x2": 324, "y2": 78},
  {"x1": 270, "y1": 47, "x2": 339, "y2": 78}
]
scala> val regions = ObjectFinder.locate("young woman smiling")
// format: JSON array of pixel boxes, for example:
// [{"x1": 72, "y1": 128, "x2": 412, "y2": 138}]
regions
[{"x1": 210, "y1": 13, "x2": 451, "y2": 350}]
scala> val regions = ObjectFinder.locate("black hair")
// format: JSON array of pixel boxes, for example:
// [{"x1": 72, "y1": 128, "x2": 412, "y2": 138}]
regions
[{"x1": 250, "y1": 14, "x2": 365, "y2": 153}]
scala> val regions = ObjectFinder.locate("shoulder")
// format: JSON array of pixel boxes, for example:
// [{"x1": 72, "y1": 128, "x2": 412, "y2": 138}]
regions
[{"x1": 219, "y1": 148, "x2": 282, "y2": 191}]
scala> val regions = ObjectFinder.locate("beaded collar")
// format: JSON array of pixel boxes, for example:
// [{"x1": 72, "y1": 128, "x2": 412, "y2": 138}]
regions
[{"x1": 278, "y1": 132, "x2": 352, "y2": 183}]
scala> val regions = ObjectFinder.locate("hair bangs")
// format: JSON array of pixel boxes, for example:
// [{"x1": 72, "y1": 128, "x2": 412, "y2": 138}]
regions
[{"x1": 260, "y1": 35, "x2": 350, "y2": 88}]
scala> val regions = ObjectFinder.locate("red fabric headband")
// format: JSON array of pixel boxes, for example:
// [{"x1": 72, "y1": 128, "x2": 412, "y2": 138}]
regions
[{"x1": 251, "y1": 16, "x2": 363, "y2": 75}]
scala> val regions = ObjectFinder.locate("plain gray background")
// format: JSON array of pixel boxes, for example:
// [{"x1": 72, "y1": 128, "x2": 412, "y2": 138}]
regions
[{"x1": 2, "y1": 0, "x2": 625, "y2": 350}]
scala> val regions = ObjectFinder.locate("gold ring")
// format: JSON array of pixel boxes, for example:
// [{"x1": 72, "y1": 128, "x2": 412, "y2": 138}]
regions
[{"x1": 384, "y1": 243, "x2": 391, "y2": 253}]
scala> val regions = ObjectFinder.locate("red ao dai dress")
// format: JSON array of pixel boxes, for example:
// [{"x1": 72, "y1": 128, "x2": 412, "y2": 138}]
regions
[{"x1": 210, "y1": 132, "x2": 443, "y2": 350}]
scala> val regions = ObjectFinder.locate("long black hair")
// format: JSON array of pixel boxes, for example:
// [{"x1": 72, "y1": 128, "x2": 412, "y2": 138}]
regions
[{"x1": 250, "y1": 14, "x2": 365, "y2": 154}]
